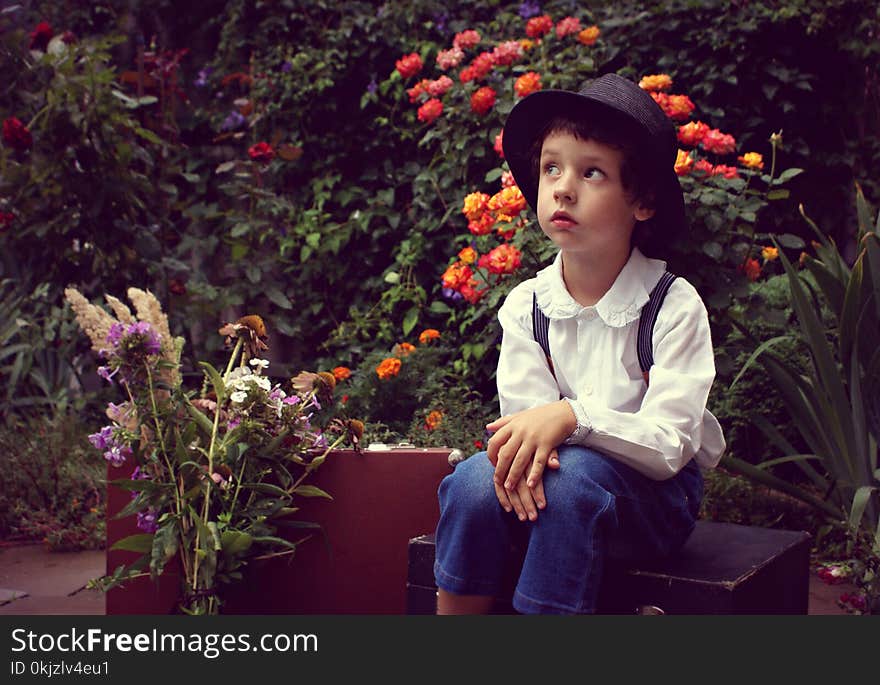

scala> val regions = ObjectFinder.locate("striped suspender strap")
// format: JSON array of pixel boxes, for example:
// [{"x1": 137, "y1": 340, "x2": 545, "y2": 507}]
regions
[
  {"x1": 637, "y1": 271, "x2": 677, "y2": 384},
  {"x1": 532, "y1": 291, "x2": 553, "y2": 376},
  {"x1": 532, "y1": 271, "x2": 676, "y2": 385}
]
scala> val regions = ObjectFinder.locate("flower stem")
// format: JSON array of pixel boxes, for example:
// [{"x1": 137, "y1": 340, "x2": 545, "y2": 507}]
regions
[
  {"x1": 287, "y1": 432, "x2": 346, "y2": 494},
  {"x1": 192, "y1": 337, "x2": 243, "y2": 594}
]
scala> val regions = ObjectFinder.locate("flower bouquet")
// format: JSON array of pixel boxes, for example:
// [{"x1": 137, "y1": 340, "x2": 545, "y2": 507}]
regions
[{"x1": 65, "y1": 287, "x2": 362, "y2": 614}]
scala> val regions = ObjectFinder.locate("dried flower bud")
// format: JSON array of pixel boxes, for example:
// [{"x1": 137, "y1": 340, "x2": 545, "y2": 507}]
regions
[{"x1": 317, "y1": 371, "x2": 337, "y2": 391}]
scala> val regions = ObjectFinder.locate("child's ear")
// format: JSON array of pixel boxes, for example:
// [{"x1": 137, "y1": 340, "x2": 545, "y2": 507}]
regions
[{"x1": 634, "y1": 203, "x2": 656, "y2": 222}]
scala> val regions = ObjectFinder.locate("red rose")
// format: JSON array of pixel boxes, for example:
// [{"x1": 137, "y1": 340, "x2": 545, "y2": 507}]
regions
[
  {"x1": 0, "y1": 212, "x2": 14, "y2": 231},
  {"x1": 2, "y1": 117, "x2": 33, "y2": 151},
  {"x1": 470, "y1": 86, "x2": 496, "y2": 116},
  {"x1": 417, "y1": 98, "x2": 443, "y2": 125},
  {"x1": 526, "y1": 15, "x2": 553, "y2": 38},
  {"x1": 395, "y1": 53, "x2": 423, "y2": 79},
  {"x1": 29, "y1": 21, "x2": 53, "y2": 51},
  {"x1": 248, "y1": 141, "x2": 275, "y2": 163}
]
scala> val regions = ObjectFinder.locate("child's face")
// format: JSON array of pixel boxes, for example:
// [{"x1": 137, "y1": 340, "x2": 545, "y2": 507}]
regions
[{"x1": 536, "y1": 131, "x2": 654, "y2": 257}]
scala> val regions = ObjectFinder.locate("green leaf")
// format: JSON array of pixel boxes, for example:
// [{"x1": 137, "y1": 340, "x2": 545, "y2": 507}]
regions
[
  {"x1": 766, "y1": 189, "x2": 790, "y2": 201},
  {"x1": 150, "y1": 523, "x2": 179, "y2": 580},
  {"x1": 484, "y1": 168, "x2": 503, "y2": 183},
  {"x1": 849, "y1": 486, "x2": 877, "y2": 534},
  {"x1": 702, "y1": 241, "x2": 723, "y2": 260},
  {"x1": 775, "y1": 233, "x2": 805, "y2": 249},
  {"x1": 775, "y1": 240, "x2": 857, "y2": 466},
  {"x1": 239, "y1": 482, "x2": 290, "y2": 498},
  {"x1": 185, "y1": 397, "x2": 216, "y2": 437},
  {"x1": 133, "y1": 126, "x2": 163, "y2": 146},
  {"x1": 402, "y1": 306, "x2": 419, "y2": 336},
  {"x1": 265, "y1": 286, "x2": 293, "y2": 309},
  {"x1": 221, "y1": 530, "x2": 254, "y2": 556},
  {"x1": 292, "y1": 485, "x2": 333, "y2": 500},
  {"x1": 855, "y1": 183, "x2": 876, "y2": 239},
  {"x1": 720, "y1": 456, "x2": 841, "y2": 519},
  {"x1": 774, "y1": 168, "x2": 804, "y2": 185},
  {"x1": 199, "y1": 361, "x2": 227, "y2": 402},
  {"x1": 207, "y1": 522, "x2": 223, "y2": 552},
  {"x1": 110, "y1": 533, "x2": 154, "y2": 554},
  {"x1": 729, "y1": 335, "x2": 789, "y2": 390},
  {"x1": 250, "y1": 535, "x2": 299, "y2": 552}
]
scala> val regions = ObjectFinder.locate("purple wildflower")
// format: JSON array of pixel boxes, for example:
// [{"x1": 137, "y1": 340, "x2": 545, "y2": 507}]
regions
[
  {"x1": 106, "y1": 322, "x2": 125, "y2": 348},
  {"x1": 131, "y1": 466, "x2": 150, "y2": 500},
  {"x1": 88, "y1": 425, "x2": 114, "y2": 451},
  {"x1": 366, "y1": 78, "x2": 378, "y2": 95},
  {"x1": 195, "y1": 66, "x2": 213, "y2": 87},
  {"x1": 97, "y1": 365, "x2": 119, "y2": 383},
  {"x1": 280, "y1": 60, "x2": 292, "y2": 73},
  {"x1": 104, "y1": 444, "x2": 131, "y2": 467},
  {"x1": 125, "y1": 321, "x2": 162, "y2": 355},
  {"x1": 136, "y1": 509, "x2": 158, "y2": 534},
  {"x1": 227, "y1": 417, "x2": 241, "y2": 431},
  {"x1": 442, "y1": 287, "x2": 464, "y2": 302},
  {"x1": 312, "y1": 433, "x2": 328, "y2": 450},
  {"x1": 220, "y1": 111, "x2": 246, "y2": 131},
  {"x1": 282, "y1": 395, "x2": 300, "y2": 405},
  {"x1": 518, "y1": 0, "x2": 541, "y2": 18}
]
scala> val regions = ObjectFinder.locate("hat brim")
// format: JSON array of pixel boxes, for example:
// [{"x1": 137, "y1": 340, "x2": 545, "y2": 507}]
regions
[{"x1": 502, "y1": 89, "x2": 686, "y2": 257}]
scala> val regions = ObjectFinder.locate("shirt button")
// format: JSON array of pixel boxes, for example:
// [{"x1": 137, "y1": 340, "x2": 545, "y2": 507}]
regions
[
  {"x1": 583, "y1": 385, "x2": 594, "y2": 396},
  {"x1": 583, "y1": 309, "x2": 596, "y2": 321}
]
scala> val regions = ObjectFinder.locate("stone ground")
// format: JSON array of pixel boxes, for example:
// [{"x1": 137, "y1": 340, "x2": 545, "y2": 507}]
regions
[{"x1": 0, "y1": 541, "x2": 860, "y2": 615}]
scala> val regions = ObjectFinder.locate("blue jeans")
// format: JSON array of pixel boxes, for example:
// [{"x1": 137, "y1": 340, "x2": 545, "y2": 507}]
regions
[{"x1": 434, "y1": 445, "x2": 703, "y2": 614}]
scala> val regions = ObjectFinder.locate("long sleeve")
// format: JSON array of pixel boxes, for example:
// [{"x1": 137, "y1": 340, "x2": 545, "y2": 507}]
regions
[{"x1": 568, "y1": 279, "x2": 720, "y2": 480}]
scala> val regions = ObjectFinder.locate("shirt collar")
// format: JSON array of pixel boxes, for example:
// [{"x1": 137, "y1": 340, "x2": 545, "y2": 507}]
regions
[{"x1": 533, "y1": 247, "x2": 667, "y2": 327}]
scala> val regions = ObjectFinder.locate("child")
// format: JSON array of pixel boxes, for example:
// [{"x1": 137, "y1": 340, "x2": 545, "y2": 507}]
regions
[{"x1": 433, "y1": 73, "x2": 726, "y2": 615}]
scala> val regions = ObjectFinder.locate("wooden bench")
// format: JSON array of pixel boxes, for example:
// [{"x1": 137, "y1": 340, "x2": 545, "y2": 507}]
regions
[{"x1": 406, "y1": 520, "x2": 812, "y2": 614}]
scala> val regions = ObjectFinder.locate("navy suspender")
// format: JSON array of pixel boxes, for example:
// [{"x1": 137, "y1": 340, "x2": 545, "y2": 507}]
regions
[{"x1": 531, "y1": 271, "x2": 677, "y2": 385}]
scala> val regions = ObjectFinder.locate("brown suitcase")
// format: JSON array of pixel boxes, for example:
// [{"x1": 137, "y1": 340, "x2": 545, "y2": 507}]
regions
[{"x1": 106, "y1": 445, "x2": 454, "y2": 614}]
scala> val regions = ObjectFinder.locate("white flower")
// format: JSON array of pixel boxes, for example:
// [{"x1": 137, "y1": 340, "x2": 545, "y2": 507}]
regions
[
  {"x1": 249, "y1": 358, "x2": 270, "y2": 371},
  {"x1": 230, "y1": 390, "x2": 248, "y2": 403},
  {"x1": 252, "y1": 376, "x2": 271, "y2": 392},
  {"x1": 227, "y1": 367, "x2": 251, "y2": 383}
]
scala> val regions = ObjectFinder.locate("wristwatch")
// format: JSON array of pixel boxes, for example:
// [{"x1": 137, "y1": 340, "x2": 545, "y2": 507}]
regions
[{"x1": 562, "y1": 397, "x2": 592, "y2": 444}]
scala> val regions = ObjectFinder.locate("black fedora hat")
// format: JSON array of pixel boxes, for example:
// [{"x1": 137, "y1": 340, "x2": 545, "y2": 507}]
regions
[{"x1": 501, "y1": 73, "x2": 686, "y2": 257}]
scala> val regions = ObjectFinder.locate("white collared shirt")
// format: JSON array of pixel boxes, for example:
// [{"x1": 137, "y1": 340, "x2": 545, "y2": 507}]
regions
[{"x1": 496, "y1": 247, "x2": 726, "y2": 481}]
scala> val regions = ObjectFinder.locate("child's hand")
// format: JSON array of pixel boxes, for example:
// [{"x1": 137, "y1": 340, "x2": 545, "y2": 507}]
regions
[
  {"x1": 493, "y1": 460, "x2": 551, "y2": 521},
  {"x1": 486, "y1": 399, "x2": 576, "y2": 492}
]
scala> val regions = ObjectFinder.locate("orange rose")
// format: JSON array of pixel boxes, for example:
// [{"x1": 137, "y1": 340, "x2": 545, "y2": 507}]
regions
[
  {"x1": 462, "y1": 192, "x2": 490, "y2": 221},
  {"x1": 639, "y1": 74, "x2": 673, "y2": 92},
  {"x1": 419, "y1": 329, "x2": 440, "y2": 344},
  {"x1": 458, "y1": 246, "x2": 478, "y2": 264},
  {"x1": 514, "y1": 72, "x2": 541, "y2": 98},
  {"x1": 738, "y1": 152, "x2": 764, "y2": 170},
  {"x1": 577, "y1": 26, "x2": 601, "y2": 46},
  {"x1": 441, "y1": 262, "x2": 473, "y2": 290},
  {"x1": 677, "y1": 121, "x2": 710, "y2": 147},
  {"x1": 674, "y1": 149, "x2": 694, "y2": 176}
]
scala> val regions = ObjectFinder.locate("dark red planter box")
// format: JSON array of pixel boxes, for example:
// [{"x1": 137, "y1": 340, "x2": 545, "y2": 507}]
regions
[{"x1": 106, "y1": 447, "x2": 453, "y2": 614}]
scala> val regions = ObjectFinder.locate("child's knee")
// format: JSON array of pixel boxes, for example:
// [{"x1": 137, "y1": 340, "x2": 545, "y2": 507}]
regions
[{"x1": 438, "y1": 451, "x2": 497, "y2": 516}]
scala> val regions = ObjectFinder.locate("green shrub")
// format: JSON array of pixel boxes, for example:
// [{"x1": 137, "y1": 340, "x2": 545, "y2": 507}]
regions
[
  {"x1": 0, "y1": 413, "x2": 106, "y2": 551},
  {"x1": 709, "y1": 272, "x2": 813, "y2": 473}
]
